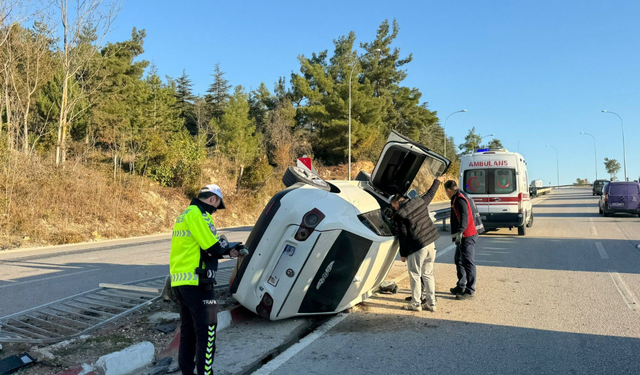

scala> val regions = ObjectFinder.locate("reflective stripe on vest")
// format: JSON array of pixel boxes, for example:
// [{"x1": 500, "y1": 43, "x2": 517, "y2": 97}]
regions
[{"x1": 170, "y1": 272, "x2": 199, "y2": 283}]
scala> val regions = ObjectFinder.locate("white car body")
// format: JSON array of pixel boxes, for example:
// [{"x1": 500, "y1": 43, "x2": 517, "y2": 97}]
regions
[
  {"x1": 459, "y1": 149, "x2": 532, "y2": 234},
  {"x1": 230, "y1": 131, "x2": 449, "y2": 320}
]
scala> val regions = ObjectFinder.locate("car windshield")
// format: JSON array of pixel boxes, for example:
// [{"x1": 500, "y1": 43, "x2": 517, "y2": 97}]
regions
[{"x1": 407, "y1": 157, "x2": 447, "y2": 196}]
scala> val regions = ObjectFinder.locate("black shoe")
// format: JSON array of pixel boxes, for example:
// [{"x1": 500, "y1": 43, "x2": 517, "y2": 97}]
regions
[
  {"x1": 456, "y1": 291, "x2": 475, "y2": 300},
  {"x1": 450, "y1": 286, "x2": 465, "y2": 295},
  {"x1": 405, "y1": 296, "x2": 412, "y2": 301}
]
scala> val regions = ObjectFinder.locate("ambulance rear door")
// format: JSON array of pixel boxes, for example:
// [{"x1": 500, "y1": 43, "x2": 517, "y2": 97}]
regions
[{"x1": 462, "y1": 153, "x2": 492, "y2": 220}]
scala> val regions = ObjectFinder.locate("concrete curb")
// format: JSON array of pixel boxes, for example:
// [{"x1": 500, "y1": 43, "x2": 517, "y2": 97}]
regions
[{"x1": 157, "y1": 305, "x2": 254, "y2": 361}]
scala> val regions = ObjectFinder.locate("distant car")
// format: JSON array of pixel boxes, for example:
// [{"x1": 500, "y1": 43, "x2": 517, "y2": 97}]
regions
[
  {"x1": 599, "y1": 181, "x2": 640, "y2": 217},
  {"x1": 229, "y1": 131, "x2": 450, "y2": 320},
  {"x1": 592, "y1": 180, "x2": 608, "y2": 196}
]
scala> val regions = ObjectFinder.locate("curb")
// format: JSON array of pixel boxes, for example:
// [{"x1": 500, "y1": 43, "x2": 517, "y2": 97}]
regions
[
  {"x1": 158, "y1": 305, "x2": 254, "y2": 361},
  {"x1": 53, "y1": 307, "x2": 253, "y2": 375}
]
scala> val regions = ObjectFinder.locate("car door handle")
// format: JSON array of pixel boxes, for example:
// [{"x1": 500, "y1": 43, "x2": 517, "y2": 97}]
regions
[{"x1": 491, "y1": 198, "x2": 501, "y2": 202}]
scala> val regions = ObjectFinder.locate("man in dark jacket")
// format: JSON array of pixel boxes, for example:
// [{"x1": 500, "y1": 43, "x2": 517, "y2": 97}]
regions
[
  {"x1": 391, "y1": 176, "x2": 445, "y2": 312},
  {"x1": 444, "y1": 180, "x2": 479, "y2": 300}
]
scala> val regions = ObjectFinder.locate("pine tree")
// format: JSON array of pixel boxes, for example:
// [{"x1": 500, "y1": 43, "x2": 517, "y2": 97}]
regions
[
  {"x1": 211, "y1": 86, "x2": 261, "y2": 178},
  {"x1": 458, "y1": 127, "x2": 482, "y2": 155},
  {"x1": 175, "y1": 69, "x2": 196, "y2": 133},
  {"x1": 205, "y1": 62, "x2": 231, "y2": 119}
]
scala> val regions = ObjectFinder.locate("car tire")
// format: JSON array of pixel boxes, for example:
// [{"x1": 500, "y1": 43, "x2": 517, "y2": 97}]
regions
[
  {"x1": 518, "y1": 223, "x2": 526, "y2": 236},
  {"x1": 282, "y1": 166, "x2": 331, "y2": 191},
  {"x1": 526, "y1": 211, "x2": 534, "y2": 228}
]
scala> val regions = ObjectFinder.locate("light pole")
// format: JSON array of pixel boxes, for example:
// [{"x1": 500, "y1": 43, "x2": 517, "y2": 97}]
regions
[
  {"x1": 443, "y1": 109, "x2": 467, "y2": 159},
  {"x1": 546, "y1": 145, "x2": 560, "y2": 187},
  {"x1": 580, "y1": 132, "x2": 598, "y2": 181},
  {"x1": 480, "y1": 134, "x2": 495, "y2": 150},
  {"x1": 348, "y1": 48, "x2": 381, "y2": 180},
  {"x1": 601, "y1": 110, "x2": 627, "y2": 181}
]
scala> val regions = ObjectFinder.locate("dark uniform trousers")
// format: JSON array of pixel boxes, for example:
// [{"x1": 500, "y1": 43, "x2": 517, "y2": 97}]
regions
[
  {"x1": 173, "y1": 286, "x2": 218, "y2": 375},
  {"x1": 454, "y1": 234, "x2": 478, "y2": 294}
]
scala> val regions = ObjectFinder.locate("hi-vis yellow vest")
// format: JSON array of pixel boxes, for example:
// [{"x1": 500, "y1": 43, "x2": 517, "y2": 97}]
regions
[{"x1": 170, "y1": 204, "x2": 219, "y2": 287}]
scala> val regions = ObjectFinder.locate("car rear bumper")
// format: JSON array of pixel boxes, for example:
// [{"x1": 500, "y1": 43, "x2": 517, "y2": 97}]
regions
[
  {"x1": 604, "y1": 207, "x2": 640, "y2": 214},
  {"x1": 481, "y1": 212, "x2": 525, "y2": 228}
]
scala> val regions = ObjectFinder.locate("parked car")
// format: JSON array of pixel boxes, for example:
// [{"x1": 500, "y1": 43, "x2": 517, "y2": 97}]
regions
[
  {"x1": 459, "y1": 149, "x2": 533, "y2": 235},
  {"x1": 599, "y1": 181, "x2": 640, "y2": 217},
  {"x1": 592, "y1": 180, "x2": 608, "y2": 196},
  {"x1": 229, "y1": 131, "x2": 450, "y2": 320}
]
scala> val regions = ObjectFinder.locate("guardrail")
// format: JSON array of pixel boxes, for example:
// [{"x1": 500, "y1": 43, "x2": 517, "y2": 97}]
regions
[{"x1": 433, "y1": 207, "x2": 451, "y2": 231}]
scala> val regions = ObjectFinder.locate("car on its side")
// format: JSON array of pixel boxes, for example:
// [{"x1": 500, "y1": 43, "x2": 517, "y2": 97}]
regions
[
  {"x1": 599, "y1": 181, "x2": 640, "y2": 217},
  {"x1": 592, "y1": 179, "x2": 608, "y2": 196},
  {"x1": 229, "y1": 131, "x2": 450, "y2": 320}
]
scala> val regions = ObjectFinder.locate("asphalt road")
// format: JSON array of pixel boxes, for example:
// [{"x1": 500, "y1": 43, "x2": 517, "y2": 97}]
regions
[
  {"x1": 262, "y1": 189, "x2": 640, "y2": 375},
  {"x1": 0, "y1": 200, "x2": 450, "y2": 318}
]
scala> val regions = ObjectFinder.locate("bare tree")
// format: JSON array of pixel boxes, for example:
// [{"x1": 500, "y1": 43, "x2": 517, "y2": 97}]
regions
[
  {"x1": 6, "y1": 20, "x2": 54, "y2": 154},
  {"x1": 52, "y1": 0, "x2": 119, "y2": 167}
]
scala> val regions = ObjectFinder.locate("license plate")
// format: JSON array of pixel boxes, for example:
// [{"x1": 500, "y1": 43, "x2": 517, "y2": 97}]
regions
[{"x1": 611, "y1": 203, "x2": 624, "y2": 207}]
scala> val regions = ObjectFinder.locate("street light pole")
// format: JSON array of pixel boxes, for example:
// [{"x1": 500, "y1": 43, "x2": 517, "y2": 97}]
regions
[
  {"x1": 601, "y1": 110, "x2": 627, "y2": 181},
  {"x1": 546, "y1": 145, "x2": 560, "y2": 187},
  {"x1": 479, "y1": 134, "x2": 495, "y2": 150},
  {"x1": 348, "y1": 48, "x2": 381, "y2": 180},
  {"x1": 443, "y1": 109, "x2": 467, "y2": 159},
  {"x1": 580, "y1": 132, "x2": 598, "y2": 181}
]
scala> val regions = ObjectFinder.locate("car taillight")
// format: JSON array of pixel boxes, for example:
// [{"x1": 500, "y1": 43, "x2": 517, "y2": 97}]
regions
[
  {"x1": 518, "y1": 192, "x2": 524, "y2": 202},
  {"x1": 605, "y1": 193, "x2": 609, "y2": 202},
  {"x1": 295, "y1": 208, "x2": 325, "y2": 241},
  {"x1": 256, "y1": 292, "x2": 274, "y2": 320}
]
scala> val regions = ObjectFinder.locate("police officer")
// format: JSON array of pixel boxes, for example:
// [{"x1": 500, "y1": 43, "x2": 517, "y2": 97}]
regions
[{"x1": 170, "y1": 184, "x2": 246, "y2": 375}]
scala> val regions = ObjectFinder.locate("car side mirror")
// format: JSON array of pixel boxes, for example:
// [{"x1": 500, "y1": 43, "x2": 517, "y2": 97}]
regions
[{"x1": 408, "y1": 190, "x2": 418, "y2": 199}]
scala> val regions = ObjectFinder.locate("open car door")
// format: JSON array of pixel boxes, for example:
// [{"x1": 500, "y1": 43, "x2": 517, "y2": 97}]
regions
[{"x1": 370, "y1": 131, "x2": 450, "y2": 197}]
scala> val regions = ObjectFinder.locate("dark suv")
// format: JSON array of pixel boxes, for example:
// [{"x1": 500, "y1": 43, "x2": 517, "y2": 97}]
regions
[
  {"x1": 592, "y1": 180, "x2": 608, "y2": 196},
  {"x1": 599, "y1": 182, "x2": 640, "y2": 217}
]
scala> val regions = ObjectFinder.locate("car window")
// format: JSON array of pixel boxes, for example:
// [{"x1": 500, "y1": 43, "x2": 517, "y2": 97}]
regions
[
  {"x1": 407, "y1": 157, "x2": 446, "y2": 196},
  {"x1": 609, "y1": 185, "x2": 626, "y2": 196},
  {"x1": 628, "y1": 185, "x2": 640, "y2": 196},
  {"x1": 493, "y1": 169, "x2": 517, "y2": 194},
  {"x1": 464, "y1": 170, "x2": 487, "y2": 194}
]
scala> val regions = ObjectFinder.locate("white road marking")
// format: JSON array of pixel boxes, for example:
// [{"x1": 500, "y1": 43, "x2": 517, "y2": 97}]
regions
[
  {"x1": 595, "y1": 242, "x2": 608, "y2": 259},
  {"x1": 0, "y1": 268, "x2": 100, "y2": 289},
  {"x1": 251, "y1": 312, "x2": 350, "y2": 375},
  {"x1": 609, "y1": 272, "x2": 639, "y2": 312}
]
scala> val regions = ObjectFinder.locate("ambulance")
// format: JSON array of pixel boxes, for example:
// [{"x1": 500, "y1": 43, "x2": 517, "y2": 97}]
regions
[{"x1": 459, "y1": 149, "x2": 533, "y2": 235}]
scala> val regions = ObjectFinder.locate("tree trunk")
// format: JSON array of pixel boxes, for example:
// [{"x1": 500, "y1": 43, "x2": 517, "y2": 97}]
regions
[
  {"x1": 5, "y1": 73, "x2": 13, "y2": 150},
  {"x1": 56, "y1": 72, "x2": 69, "y2": 167},
  {"x1": 23, "y1": 101, "x2": 30, "y2": 155}
]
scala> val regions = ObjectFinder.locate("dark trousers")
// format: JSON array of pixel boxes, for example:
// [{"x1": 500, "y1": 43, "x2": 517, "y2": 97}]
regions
[
  {"x1": 454, "y1": 234, "x2": 477, "y2": 294},
  {"x1": 173, "y1": 286, "x2": 218, "y2": 375}
]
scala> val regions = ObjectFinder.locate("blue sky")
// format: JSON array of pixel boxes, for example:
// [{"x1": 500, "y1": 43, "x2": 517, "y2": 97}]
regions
[{"x1": 106, "y1": 0, "x2": 639, "y2": 185}]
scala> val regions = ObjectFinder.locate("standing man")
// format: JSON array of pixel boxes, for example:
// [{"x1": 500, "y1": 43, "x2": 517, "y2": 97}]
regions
[
  {"x1": 444, "y1": 180, "x2": 479, "y2": 300},
  {"x1": 391, "y1": 176, "x2": 445, "y2": 312},
  {"x1": 170, "y1": 184, "x2": 246, "y2": 375}
]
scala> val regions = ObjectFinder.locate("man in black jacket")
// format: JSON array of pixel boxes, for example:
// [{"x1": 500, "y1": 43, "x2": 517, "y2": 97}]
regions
[{"x1": 391, "y1": 176, "x2": 445, "y2": 312}]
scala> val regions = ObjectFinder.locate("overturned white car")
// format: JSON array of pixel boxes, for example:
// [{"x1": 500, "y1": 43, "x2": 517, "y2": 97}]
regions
[{"x1": 229, "y1": 131, "x2": 450, "y2": 320}]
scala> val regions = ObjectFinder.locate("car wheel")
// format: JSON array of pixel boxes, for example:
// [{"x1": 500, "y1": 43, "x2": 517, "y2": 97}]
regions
[
  {"x1": 526, "y1": 211, "x2": 534, "y2": 228},
  {"x1": 282, "y1": 166, "x2": 331, "y2": 191},
  {"x1": 518, "y1": 223, "x2": 526, "y2": 236}
]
